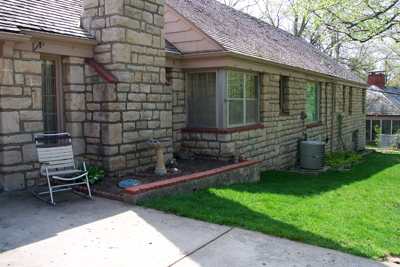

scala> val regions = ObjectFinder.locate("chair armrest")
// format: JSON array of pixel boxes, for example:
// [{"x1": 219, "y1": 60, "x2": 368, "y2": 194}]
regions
[{"x1": 75, "y1": 157, "x2": 89, "y2": 161}]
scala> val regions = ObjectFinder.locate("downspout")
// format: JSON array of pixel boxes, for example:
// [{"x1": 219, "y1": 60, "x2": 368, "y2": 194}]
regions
[{"x1": 330, "y1": 82, "x2": 336, "y2": 153}]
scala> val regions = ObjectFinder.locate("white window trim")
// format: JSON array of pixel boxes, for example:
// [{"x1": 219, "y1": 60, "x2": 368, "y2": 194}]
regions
[
  {"x1": 226, "y1": 70, "x2": 260, "y2": 128},
  {"x1": 185, "y1": 70, "x2": 260, "y2": 129},
  {"x1": 306, "y1": 82, "x2": 320, "y2": 124}
]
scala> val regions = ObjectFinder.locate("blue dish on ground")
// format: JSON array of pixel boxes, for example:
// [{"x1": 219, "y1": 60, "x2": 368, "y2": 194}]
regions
[{"x1": 119, "y1": 179, "x2": 141, "y2": 189}]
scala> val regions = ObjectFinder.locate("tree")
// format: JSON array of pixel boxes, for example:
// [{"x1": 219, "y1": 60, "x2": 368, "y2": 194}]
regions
[
  {"x1": 338, "y1": 42, "x2": 380, "y2": 81},
  {"x1": 307, "y1": 0, "x2": 400, "y2": 43},
  {"x1": 380, "y1": 41, "x2": 400, "y2": 85},
  {"x1": 218, "y1": 0, "x2": 400, "y2": 82},
  {"x1": 218, "y1": 0, "x2": 261, "y2": 14}
]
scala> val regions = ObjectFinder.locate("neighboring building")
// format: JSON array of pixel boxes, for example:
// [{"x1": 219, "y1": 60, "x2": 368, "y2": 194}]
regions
[
  {"x1": 0, "y1": 0, "x2": 367, "y2": 192},
  {"x1": 366, "y1": 71, "x2": 400, "y2": 143}
]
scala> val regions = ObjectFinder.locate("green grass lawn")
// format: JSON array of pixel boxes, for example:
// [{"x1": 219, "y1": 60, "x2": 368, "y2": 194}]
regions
[{"x1": 139, "y1": 152, "x2": 400, "y2": 260}]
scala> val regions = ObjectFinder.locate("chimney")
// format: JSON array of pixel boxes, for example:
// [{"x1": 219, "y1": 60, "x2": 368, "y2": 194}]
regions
[{"x1": 367, "y1": 70, "x2": 386, "y2": 89}]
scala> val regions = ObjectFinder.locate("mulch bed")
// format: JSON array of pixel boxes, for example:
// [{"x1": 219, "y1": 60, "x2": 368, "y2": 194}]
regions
[{"x1": 90, "y1": 158, "x2": 233, "y2": 197}]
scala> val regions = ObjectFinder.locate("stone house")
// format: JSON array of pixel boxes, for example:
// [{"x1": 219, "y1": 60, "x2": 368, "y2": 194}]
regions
[
  {"x1": 0, "y1": 0, "x2": 367, "y2": 192},
  {"x1": 366, "y1": 71, "x2": 400, "y2": 143}
]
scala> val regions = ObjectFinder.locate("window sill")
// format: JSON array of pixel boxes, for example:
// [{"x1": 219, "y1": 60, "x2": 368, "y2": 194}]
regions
[
  {"x1": 279, "y1": 112, "x2": 290, "y2": 117},
  {"x1": 306, "y1": 122, "x2": 323, "y2": 128},
  {"x1": 182, "y1": 124, "x2": 264, "y2": 134}
]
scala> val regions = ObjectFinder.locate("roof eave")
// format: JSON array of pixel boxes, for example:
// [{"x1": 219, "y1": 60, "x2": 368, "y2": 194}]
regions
[
  {"x1": 166, "y1": 51, "x2": 183, "y2": 58},
  {"x1": 0, "y1": 31, "x2": 31, "y2": 43},
  {"x1": 20, "y1": 30, "x2": 98, "y2": 46},
  {"x1": 229, "y1": 51, "x2": 367, "y2": 87},
  {"x1": 169, "y1": 50, "x2": 367, "y2": 87}
]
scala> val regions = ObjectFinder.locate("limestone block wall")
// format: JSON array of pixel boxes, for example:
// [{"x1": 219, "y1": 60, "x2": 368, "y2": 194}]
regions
[
  {"x1": 0, "y1": 52, "x2": 93, "y2": 191},
  {"x1": 330, "y1": 85, "x2": 366, "y2": 152},
  {"x1": 168, "y1": 67, "x2": 185, "y2": 153},
  {"x1": 181, "y1": 126, "x2": 266, "y2": 162},
  {"x1": 63, "y1": 57, "x2": 87, "y2": 157},
  {"x1": 82, "y1": 0, "x2": 172, "y2": 173},
  {"x1": 0, "y1": 51, "x2": 44, "y2": 191},
  {"x1": 178, "y1": 71, "x2": 366, "y2": 171}
]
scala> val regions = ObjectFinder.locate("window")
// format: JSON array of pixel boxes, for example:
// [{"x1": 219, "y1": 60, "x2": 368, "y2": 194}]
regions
[
  {"x1": 342, "y1": 87, "x2": 346, "y2": 112},
  {"x1": 372, "y1": 120, "x2": 380, "y2": 141},
  {"x1": 187, "y1": 72, "x2": 217, "y2": 127},
  {"x1": 227, "y1": 71, "x2": 259, "y2": 127},
  {"x1": 186, "y1": 70, "x2": 259, "y2": 129},
  {"x1": 41, "y1": 57, "x2": 62, "y2": 134},
  {"x1": 393, "y1": 120, "x2": 400, "y2": 134},
  {"x1": 349, "y1": 87, "x2": 353, "y2": 114},
  {"x1": 382, "y1": 120, "x2": 391, "y2": 134},
  {"x1": 279, "y1": 76, "x2": 289, "y2": 113},
  {"x1": 306, "y1": 82, "x2": 319, "y2": 123},
  {"x1": 366, "y1": 120, "x2": 371, "y2": 141}
]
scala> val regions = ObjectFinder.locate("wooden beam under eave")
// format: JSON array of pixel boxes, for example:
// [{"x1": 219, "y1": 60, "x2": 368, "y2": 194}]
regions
[
  {"x1": 85, "y1": 58, "x2": 119, "y2": 84},
  {"x1": 0, "y1": 41, "x2": 15, "y2": 58}
]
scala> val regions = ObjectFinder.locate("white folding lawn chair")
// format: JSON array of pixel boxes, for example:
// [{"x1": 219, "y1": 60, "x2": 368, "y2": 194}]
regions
[{"x1": 32, "y1": 133, "x2": 93, "y2": 205}]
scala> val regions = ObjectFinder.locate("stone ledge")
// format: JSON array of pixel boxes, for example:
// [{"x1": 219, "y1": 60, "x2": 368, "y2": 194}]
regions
[
  {"x1": 306, "y1": 122, "x2": 323, "y2": 128},
  {"x1": 181, "y1": 125, "x2": 264, "y2": 134},
  {"x1": 124, "y1": 159, "x2": 261, "y2": 204}
]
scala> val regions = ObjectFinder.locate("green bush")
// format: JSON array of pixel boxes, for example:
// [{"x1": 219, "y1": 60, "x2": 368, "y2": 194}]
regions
[
  {"x1": 390, "y1": 128, "x2": 400, "y2": 150},
  {"x1": 325, "y1": 151, "x2": 362, "y2": 168},
  {"x1": 374, "y1": 125, "x2": 381, "y2": 146},
  {"x1": 78, "y1": 165, "x2": 104, "y2": 184}
]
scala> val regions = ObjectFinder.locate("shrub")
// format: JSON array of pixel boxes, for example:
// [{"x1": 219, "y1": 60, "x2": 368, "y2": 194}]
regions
[
  {"x1": 390, "y1": 128, "x2": 400, "y2": 151},
  {"x1": 374, "y1": 125, "x2": 381, "y2": 147},
  {"x1": 325, "y1": 151, "x2": 362, "y2": 168},
  {"x1": 78, "y1": 165, "x2": 104, "y2": 184}
]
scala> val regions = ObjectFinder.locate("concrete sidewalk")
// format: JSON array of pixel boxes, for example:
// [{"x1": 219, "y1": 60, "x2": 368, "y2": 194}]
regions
[{"x1": 0, "y1": 191, "x2": 395, "y2": 267}]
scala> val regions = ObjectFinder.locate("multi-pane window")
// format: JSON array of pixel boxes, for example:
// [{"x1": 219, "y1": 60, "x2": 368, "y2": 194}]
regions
[
  {"x1": 187, "y1": 72, "x2": 217, "y2": 127},
  {"x1": 186, "y1": 70, "x2": 259, "y2": 129},
  {"x1": 393, "y1": 121, "x2": 400, "y2": 134},
  {"x1": 227, "y1": 71, "x2": 259, "y2": 127},
  {"x1": 366, "y1": 119, "x2": 400, "y2": 141},
  {"x1": 382, "y1": 120, "x2": 391, "y2": 134},
  {"x1": 41, "y1": 59, "x2": 58, "y2": 134},
  {"x1": 306, "y1": 82, "x2": 319, "y2": 123}
]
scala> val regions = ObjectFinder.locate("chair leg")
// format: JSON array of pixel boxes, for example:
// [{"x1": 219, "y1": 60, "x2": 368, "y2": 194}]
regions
[
  {"x1": 85, "y1": 173, "x2": 93, "y2": 198},
  {"x1": 70, "y1": 173, "x2": 93, "y2": 200},
  {"x1": 47, "y1": 176, "x2": 55, "y2": 205},
  {"x1": 31, "y1": 175, "x2": 56, "y2": 205}
]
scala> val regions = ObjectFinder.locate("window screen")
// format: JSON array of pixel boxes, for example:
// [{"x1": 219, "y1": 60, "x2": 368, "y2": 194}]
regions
[{"x1": 187, "y1": 72, "x2": 217, "y2": 127}]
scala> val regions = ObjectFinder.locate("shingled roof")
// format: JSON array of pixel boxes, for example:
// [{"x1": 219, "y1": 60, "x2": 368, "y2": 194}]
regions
[
  {"x1": 367, "y1": 85, "x2": 400, "y2": 115},
  {"x1": 165, "y1": 0, "x2": 365, "y2": 84},
  {"x1": 165, "y1": 40, "x2": 182, "y2": 55},
  {"x1": 0, "y1": 0, "x2": 94, "y2": 40}
]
